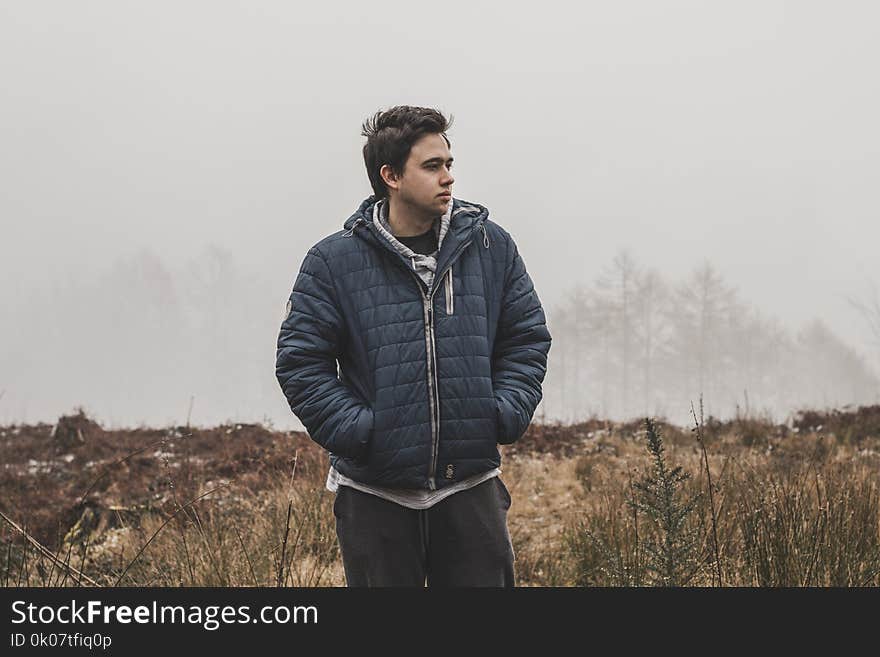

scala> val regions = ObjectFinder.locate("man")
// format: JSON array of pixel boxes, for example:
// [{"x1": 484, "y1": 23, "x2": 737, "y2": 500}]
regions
[{"x1": 276, "y1": 106, "x2": 551, "y2": 587}]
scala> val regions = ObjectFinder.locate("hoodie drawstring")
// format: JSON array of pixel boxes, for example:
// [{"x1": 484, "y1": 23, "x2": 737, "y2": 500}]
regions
[
  {"x1": 343, "y1": 217, "x2": 364, "y2": 237},
  {"x1": 480, "y1": 223, "x2": 489, "y2": 248}
]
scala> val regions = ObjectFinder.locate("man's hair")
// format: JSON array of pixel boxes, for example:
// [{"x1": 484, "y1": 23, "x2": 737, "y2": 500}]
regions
[{"x1": 361, "y1": 106, "x2": 453, "y2": 199}]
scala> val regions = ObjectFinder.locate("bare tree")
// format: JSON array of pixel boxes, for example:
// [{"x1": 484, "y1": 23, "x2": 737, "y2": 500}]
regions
[
  {"x1": 666, "y1": 261, "x2": 738, "y2": 418},
  {"x1": 796, "y1": 319, "x2": 879, "y2": 409},
  {"x1": 595, "y1": 249, "x2": 639, "y2": 418},
  {"x1": 632, "y1": 268, "x2": 670, "y2": 418}
]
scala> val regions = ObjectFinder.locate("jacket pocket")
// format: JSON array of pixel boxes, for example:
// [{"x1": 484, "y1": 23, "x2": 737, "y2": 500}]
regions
[
  {"x1": 495, "y1": 476, "x2": 512, "y2": 510},
  {"x1": 347, "y1": 405, "x2": 375, "y2": 463},
  {"x1": 495, "y1": 394, "x2": 527, "y2": 445}
]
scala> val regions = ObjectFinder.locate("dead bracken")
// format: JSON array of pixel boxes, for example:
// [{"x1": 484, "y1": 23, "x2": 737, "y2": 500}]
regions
[{"x1": 2, "y1": 406, "x2": 880, "y2": 586}]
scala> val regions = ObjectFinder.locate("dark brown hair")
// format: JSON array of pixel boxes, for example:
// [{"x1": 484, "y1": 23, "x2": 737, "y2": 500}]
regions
[{"x1": 361, "y1": 106, "x2": 453, "y2": 199}]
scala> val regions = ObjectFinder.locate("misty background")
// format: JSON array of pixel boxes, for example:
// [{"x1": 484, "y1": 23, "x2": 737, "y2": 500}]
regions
[{"x1": 1, "y1": 1, "x2": 878, "y2": 429}]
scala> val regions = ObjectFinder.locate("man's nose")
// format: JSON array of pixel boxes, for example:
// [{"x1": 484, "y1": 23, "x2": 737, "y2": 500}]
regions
[{"x1": 442, "y1": 167, "x2": 454, "y2": 186}]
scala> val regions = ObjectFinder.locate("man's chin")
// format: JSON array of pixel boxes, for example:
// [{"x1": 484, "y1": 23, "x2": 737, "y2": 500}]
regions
[
  {"x1": 409, "y1": 196, "x2": 451, "y2": 218},
  {"x1": 419, "y1": 201, "x2": 450, "y2": 216}
]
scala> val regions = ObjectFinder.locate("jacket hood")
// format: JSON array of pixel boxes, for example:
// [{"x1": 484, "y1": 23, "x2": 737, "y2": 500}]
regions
[
  {"x1": 343, "y1": 195, "x2": 489, "y2": 236},
  {"x1": 342, "y1": 196, "x2": 492, "y2": 295}
]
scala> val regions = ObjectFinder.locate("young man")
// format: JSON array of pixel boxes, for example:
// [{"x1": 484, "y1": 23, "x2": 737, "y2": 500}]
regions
[{"x1": 276, "y1": 106, "x2": 551, "y2": 587}]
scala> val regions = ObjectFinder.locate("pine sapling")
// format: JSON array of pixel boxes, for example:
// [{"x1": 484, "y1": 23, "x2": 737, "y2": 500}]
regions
[{"x1": 628, "y1": 417, "x2": 703, "y2": 586}]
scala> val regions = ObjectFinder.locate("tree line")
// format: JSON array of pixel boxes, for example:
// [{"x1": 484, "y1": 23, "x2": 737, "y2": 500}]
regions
[{"x1": 541, "y1": 250, "x2": 880, "y2": 426}]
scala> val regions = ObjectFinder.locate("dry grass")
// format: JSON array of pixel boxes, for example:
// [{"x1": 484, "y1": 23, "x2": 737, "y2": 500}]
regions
[
  {"x1": 511, "y1": 416, "x2": 880, "y2": 586},
  {"x1": 3, "y1": 406, "x2": 880, "y2": 587}
]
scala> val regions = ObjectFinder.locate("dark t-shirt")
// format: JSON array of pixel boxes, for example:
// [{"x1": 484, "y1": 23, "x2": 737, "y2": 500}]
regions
[{"x1": 397, "y1": 226, "x2": 438, "y2": 256}]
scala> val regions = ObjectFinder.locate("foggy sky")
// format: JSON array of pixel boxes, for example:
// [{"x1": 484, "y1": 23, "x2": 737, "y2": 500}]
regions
[{"x1": 2, "y1": 1, "x2": 878, "y2": 428}]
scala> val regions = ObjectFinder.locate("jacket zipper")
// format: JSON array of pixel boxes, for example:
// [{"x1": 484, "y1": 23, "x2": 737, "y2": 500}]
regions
[
  {"x1": 346, "y1": 216, "x2": 487, "y2": 490},
  {"x1": 421, "y1": 295, "x2": 438, "y2": 488},
  {"x1": 421, "y1": 237, "x2": 479, "y2": 489}
]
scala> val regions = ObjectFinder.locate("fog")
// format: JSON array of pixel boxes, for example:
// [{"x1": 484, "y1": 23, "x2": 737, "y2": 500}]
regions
[{"x1": 2, "y1": 1, "x2": 878, "y2": 429}]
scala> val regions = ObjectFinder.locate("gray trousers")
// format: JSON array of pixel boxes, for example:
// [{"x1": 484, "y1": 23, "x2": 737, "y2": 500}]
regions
[{"x1": 333, "y1": 476, "x2": 516, "y2": 587}]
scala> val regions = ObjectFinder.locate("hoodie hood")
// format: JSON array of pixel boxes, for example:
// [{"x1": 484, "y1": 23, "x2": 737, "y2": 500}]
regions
[
  {"x1": 343, "y1": 195, "x2": 488, "y2": 234},
  {"x1": 343, "y1": 195, "x2": 490, "y2": 294},
  {"x1": 369, "y1": 197, "x2": 450, "y2": 291}
]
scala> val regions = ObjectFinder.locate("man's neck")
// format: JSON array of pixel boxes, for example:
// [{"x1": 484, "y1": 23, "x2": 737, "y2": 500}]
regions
[{"x1": 386, "y1": 195, "x2": 437, "y2": 237}]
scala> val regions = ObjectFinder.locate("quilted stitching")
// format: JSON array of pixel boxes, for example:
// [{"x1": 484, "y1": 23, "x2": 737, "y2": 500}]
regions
[{"x1": 276, "y1": 195, "x2": 551, "y2": 490}]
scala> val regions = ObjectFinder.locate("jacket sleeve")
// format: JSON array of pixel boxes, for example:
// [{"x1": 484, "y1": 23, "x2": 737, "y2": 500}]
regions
[
  {"x1": 275, "y1": 246, "x2": 373, "y2": 460},
  {"x1": 492, "y1": 236, "x2": 552, "y2": 444}
]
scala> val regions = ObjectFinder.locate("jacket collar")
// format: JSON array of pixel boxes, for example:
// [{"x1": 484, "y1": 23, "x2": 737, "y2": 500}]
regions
[
  {"x1": 343, "y1": 195, "x2": 487, "y2": 232},
  {"x1": 343, "y1": 196, "x2": 490, "y2": 290},
  {"x1": 372, "y1": 197, "x2": 451, "y2": 261}
]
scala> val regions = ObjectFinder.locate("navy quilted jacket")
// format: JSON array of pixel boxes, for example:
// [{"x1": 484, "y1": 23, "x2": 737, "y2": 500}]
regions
[{"x1": 276, "y1": 195, "x2": 551, "y2": 490}]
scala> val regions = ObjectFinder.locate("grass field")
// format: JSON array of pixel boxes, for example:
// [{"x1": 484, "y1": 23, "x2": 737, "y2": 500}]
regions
[{"x1": 2, "y1": 405, "x2": 879, "y2": 586}]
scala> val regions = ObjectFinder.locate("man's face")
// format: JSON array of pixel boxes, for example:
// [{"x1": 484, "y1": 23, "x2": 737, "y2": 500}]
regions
[{"x1": 385, "y1": 132, "x2": 454, "y2": 216}]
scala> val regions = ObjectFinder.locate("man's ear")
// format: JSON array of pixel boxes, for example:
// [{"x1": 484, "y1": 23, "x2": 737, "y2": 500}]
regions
[{"x1": 380, "y1": 164, "x2": 400, "y2": 192}]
